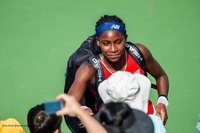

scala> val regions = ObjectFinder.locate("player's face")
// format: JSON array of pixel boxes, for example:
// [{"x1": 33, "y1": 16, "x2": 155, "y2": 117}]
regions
[{"x1": 96, "y1": 30, "x2": 127, "y2": 62}]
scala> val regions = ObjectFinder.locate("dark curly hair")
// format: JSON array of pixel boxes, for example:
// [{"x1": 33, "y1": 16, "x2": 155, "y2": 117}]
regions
[
  {"x1": 27, "y1": 103, "x2": 62, "y2": 133},
  {"x1": 91, "y1": 15, "x2": 126, "y2": 54},
  {"x1": 95, "y1": 15, "x2": 126, "y2": 29}
]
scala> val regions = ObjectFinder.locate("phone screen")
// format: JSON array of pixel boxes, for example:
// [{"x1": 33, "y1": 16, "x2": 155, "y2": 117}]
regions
[{"x1": 44, "y1": 100, "x2": 64, "y2": 115}]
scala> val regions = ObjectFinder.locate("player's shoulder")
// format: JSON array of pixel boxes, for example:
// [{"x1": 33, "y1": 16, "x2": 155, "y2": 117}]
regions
[
  {"x1": 133, "y1": 43, "x2": 149, "y2": 52},
  {"x1": 134, "y1": 43, "x2": 146, "y2": 48},
  {"x1": 133, "y1": 43, "x2": 152, "y2": 58},
  {"x1": 80, "y1": 60, "x2": 95, "y2": 69}
]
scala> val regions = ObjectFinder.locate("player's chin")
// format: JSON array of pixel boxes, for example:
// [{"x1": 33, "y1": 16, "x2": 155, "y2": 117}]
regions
[{"x1": 108, "y1": 57, "x2": 120, "y2": 62}]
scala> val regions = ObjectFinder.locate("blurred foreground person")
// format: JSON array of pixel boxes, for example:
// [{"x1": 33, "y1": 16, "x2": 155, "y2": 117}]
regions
[
  {"x1": 27, "y1": 103, "x2": 62, "y2": 133},
  {"x1": 0, "y1": 118, "x2": 25, "y2": 133},
  {"x1": 56, "y1": 93, "x2": 108, "y2": 133}
]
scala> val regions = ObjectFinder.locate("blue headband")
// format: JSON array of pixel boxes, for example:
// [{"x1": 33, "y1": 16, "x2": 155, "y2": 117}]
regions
[{"x1": 95, "y1": 22, "x2": 126, "y2": 37}]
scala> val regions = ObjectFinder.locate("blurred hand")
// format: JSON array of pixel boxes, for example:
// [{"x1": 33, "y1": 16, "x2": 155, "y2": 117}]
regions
[
  {"x1": 81, "y1": 106, "x2": 94, "y2": 116},
  {"x1": 55, "y1": 93, "x2": 94, "y2": 117},
  {"x1": 55, "y1": 93, "x2": 81, "y2": 116},
  {"x1": 155, "y1": 103, "x2": 168, "y2": 125}
]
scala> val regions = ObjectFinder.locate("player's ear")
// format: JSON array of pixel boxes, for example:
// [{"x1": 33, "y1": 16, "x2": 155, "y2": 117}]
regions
[
  {"x1": 96, "y1": 37, "x2": 100, "y2": 46},
  {"x1": 125, "y1": 34, "x2": 128, "y2": 42}
]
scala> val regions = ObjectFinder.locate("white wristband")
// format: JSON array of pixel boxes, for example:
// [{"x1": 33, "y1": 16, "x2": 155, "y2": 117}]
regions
[
  {"x1": 80, "y1": 106, "x2": 89, "y2": 109},
  {"x1": 157, "y1": 96, "x2": 169, "y2": 109}
]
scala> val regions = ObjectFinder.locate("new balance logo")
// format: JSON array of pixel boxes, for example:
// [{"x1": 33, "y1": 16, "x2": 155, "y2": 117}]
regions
[
  {"x1": 134, "y1": 69, "x2": 141, "y2": 74},
  {"x1": 111, "y1": 24, "x2": 120, "y2": 29}
]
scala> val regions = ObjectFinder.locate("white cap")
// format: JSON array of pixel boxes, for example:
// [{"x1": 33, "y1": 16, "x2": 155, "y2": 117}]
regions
[{"x1": 98, "y1": 71, "x2": 151, "y2": 113}]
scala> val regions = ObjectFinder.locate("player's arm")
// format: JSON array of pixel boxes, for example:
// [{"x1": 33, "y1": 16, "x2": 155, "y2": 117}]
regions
[
  {"x1": 68, "y1": 61, "x2": 95, "y2": 102},
  {"x1": 136, "y1": 43, "x2": 169, "y2": 96},
  {"x1": 136, "y1": 43, "x2": 169, "y2": 125}
]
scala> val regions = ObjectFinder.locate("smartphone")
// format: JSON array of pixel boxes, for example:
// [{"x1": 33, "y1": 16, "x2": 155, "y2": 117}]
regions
[{"x1": 44, "y1": 100, "x2": 64, "y2": 115}]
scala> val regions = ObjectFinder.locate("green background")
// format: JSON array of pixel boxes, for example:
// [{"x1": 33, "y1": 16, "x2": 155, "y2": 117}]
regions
[{"x1": 0, "y1": 0, "x2": 200, "y2": 132}]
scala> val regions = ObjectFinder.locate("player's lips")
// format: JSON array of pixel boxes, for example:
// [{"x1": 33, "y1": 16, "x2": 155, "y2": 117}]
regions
[{"x1": 108, "y1": 54, "x2": 120, "y2": 59}]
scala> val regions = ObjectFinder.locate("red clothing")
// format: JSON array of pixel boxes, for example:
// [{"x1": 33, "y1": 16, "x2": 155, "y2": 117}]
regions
[
  {"x1": 100, "y1": 51, "x2": 145, "y2": 79},
  {"x1": 100, "y1": 51, "x2": 155, "y2": 114}
]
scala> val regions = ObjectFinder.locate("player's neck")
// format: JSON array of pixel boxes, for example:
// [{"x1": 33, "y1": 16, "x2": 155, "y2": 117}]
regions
[{"x1": 100, "y1": 51, "x2": 127, "y2": 73}]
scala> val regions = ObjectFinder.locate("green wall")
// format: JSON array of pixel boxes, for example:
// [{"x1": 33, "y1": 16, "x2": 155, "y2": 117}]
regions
[{"x1": 0, "y1": 0, "x2": 200, "y2": 132}]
